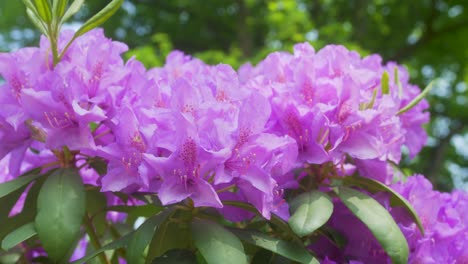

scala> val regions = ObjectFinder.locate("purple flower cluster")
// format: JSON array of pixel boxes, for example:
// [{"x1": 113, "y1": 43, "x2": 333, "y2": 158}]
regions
[
  {"x1": 315, "y1": 176, "x2": 468, "y2": 263},
  {"x1": 0, "y1": 29, "x2": 430, "y2": 220},
  {"x1": 239, "y1": 44, "x2": 429, "y2": 184}
]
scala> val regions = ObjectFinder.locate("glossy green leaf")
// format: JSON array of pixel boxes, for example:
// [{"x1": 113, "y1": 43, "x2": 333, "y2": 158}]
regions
[
  {"x1": 61, "y1": 0, "x2": 84, "y2": 22},
  {"x1": 74, "y1": 0, "x2": 123, "y2": 37},
  {"x1": 127, "y1": 209, "x2": 174, "y2": 264},
  {"x1": 343, "y1": 175, "x2": 424, "y2": 234},
  {"x1": 334, "y1": 186, "x2": 409, "y2": 264},
  {"x1": 381, "y1": 71, "x2": 390, "y2": 94},
  {"x1": 71, "y1": 208, "x2": 174, "y2": 264},
  {"x1": 2, "y1": 222, "x2": 37, "y2": 250},
  {"x1": 288, "y1": 191, "x2": 333, "y2": 237},
  {"x1": 232, "y1": 229, "x2": 319, "y2": 264},
  {"x1": 86, "y1": 189, "x2": 108, "y2": 235},
  {"x1": 397, "y1": 81, "x2": 433, "y2": 115},
  {"x1": 35, "y1": 168, "x2": 86, "y2": 261},
  {"x1": 0, "y1": 167, "x2": 41, "y2": 199},
  {"x1": 317, "y1": 226, "x2": 347, "y2": 249},
  {"x1": 70, "y1": 231, "x2": 133, "y2": 264},
  {"x1": 52, "y1": 0, "x2": 68, "y2": 20},
  {"x1": 33, "y1": 0, "x2": 52, "y2": 23},
  {"x1": 0, "y1": 185, "x2": 28, "y2": 223},
  {"x1": 0, "y1": 175, "x2": 49, "y2": 242},
  {"x1": 222, "y1": 200, "x2": 293, "y2": 234},
  {"x1": 147, "y1": 219, "x2": 191, "y2": 263},
  {"x1": 151, "y1": 249, "x2": 197, "y2": 264},
  {"x1": 191, "y1": 219, "x2": 247, "y2": 264}
]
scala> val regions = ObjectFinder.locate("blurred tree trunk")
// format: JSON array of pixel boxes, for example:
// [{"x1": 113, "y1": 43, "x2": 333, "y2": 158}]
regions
[{"x1": 236, "y1": 0, "x2": 253, "y2": 58}]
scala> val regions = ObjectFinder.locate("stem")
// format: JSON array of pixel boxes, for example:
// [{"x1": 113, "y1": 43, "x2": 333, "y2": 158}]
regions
[
  {"x1": 58, "y1": 36, "x2": 78, "y2": 61},
  {"x1": 46, "y1": 23, "x2": 60, "y2": 66},
  {"x1": 216, "y1": 184, "x2": 236, "y2": 193},
  {"x1": 40, "y1": 161, "x2": 61, "y2": 170},
  {"x1": 94, "y1": 129, "x2": 112, "y2": 140},
  {"x1": 84, "y1": 214, "x2": 110, "y2": 264}
]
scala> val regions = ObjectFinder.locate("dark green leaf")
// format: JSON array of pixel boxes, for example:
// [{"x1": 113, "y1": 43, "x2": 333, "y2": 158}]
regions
[
  {"x1": 86, "y1": 189, "x2": 108, "y2": 235},
  {"x1": 191, "y1": 219, "x2": 247, "y2": 264},
  {"x1": 0, "y1": 167, "x2": 41, "y2": 199},
  {"x1": 251, "y1": 249, "x2": 274, "y2": 264},
  {"x1": 71, "y1": 208, "x2": 174, "y2": 264},
  {"x1": 35, "y1": 168, "x2": 86, "y2": 261},
  {"x1": 343, "y1": 175, "x2": 424, "y2": 234},
  {"x1": 74, "y1": 0, "x2": 123, "y2": 37},
  {"x1": 381, "y1": 71, "x2": 390, "y2": 94},
  {"x1": 147, "y1": 219, "x2": 191, "y2": 263},
  {"x1": 333, "y1": 186, "x2": 409, "y2": 264},
  {"x1": 151, "y1": 249, "x2": 197, "y2": 264},
  {"x1": 317, "y1": 226, "x2": 347, "y2": 249},
  {"x1": 0, "y1": 185, "x2": 27, "y2": 223},
  {"x1": 61, "y1": 0, "x2": 84, "y2": 22},
  {"x1": 232, "y1": 229, "x2": 319, "y2": 264},
  {"x1": 1, "y1": 222, "x2": 37, "y2": 250},
  {"x1": 127, "y1": 209, "x2": 174, "y2": 264},
  {"x1": 70, "y1": 232, "x2": 133, "y2": 264},
  {"x1": 288, "y1": 191, "x2": 333, "y2": 237},
  {"x1": 0, "y1": 173, "x2": 49, "y2": 242},
  {"x1": 222, "y1": 200, "x2": 292, "y2": 234},
  {"x1": 88, "y1": 158, "x2": 108, "y2": 176}
]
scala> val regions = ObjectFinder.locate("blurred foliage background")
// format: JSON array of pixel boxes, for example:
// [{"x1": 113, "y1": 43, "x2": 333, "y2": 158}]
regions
[{"x1": 0, "y1": 0, "x2": 467, "y2": 191}]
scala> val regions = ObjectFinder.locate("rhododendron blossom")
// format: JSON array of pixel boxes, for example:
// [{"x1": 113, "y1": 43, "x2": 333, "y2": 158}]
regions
[{"x1": 0, "y1": 27, "x2": 465, "y2": 264}]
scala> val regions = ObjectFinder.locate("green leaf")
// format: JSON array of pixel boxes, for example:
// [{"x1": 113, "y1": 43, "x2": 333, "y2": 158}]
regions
[
  {"x1": 74, "y1": 0, "x2": 123, "y2": 37},
  {"x1": 232, "y1": 229, "x2": 319, "y2": 264},
  {"x1": 71, "y1": 208, "x2": 174, "y2": 264},
  {"x1": 222, "y1": 200, "x2": 292, "y2": 234},
  {"x1": 333, "y1": 186, "x2": 409, "y2": 264},
  {"x1": 317, "y1": 226, "x2": 347, "y2": 249},
  {"x1": 342, "y1": 175, "x2": 424, "y2": 235},
  {"x1": 0, "y1": 252, "x2": 21, "y2": 264},
  {"x1": 397, "y1": 81, "x2": 433, "y2": 115},
  {"x1": 23, "y1": 0, "x2": 49, "y2": 35},
  {"x1": 33, "y1": 0, "x2": 53, "y2": 23},
  {"x1": 35, "y1": 168, "x2": 86, "y2": 261},
  {"x1": 86, "y1": 189, "x2": 108, "y2": 236},
  {"x1": 52, "y1": 0, "x2": 68, "y2": 20},
  {"x1": 151, "y1": 249, "x2": 197, "y2": 264},
  {"x1": 288, "y1": 191, "x2": 333, "y2": 237},
  {"x1": 0, "y1": 174, "x2": 49, "y2": 242},
  {"x1": 0, "y1": 167, "x2": 41, "y2": 199},
  {"x1": 22, "y1": 0, "x2": 39, "y2": 15},
  {"x1": 191, "y1": 219, "x2": 247, "y2": 264},
  {"x1": 381, "y1": 71, "x2": 390, "y2": 95},
  {"x1": 70, "y1": 231, "x2": 133, "y2": 264},
  {"x1": 2, "y1": 222, "x2": 37, "y2": 250},
  {"x1": 147, "y1": 219, "x2": 191, "y2": 263},
  {"x1": 0, "y1": 185, "x2": 27, "y2": 223},
  {"x1": 61, "y1": 0, "x2": 84, "y2": 22},
  {"x1": 127, "y1": 209, "x2": 174, "y2": 264}
]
